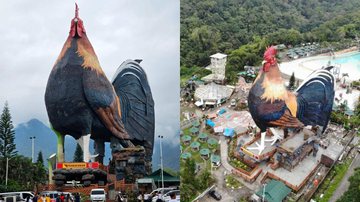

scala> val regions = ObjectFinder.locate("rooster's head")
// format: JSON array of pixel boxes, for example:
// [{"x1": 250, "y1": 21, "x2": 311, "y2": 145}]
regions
[
  {"x1": 70, "y1": 3, "x2": 86, "y2": 38},
  {"x1": 262, "y1": 46, "x2": 277, "y2": 72}
]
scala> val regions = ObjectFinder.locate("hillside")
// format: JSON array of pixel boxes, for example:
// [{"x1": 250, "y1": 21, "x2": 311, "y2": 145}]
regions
[
  {"x1": 181, "y1": 0, "x2": 360, "y2": 83},
  {"x1": 14, "y1": 119, "x2": 180, "y2": 171},
  {"x1": 15, "y1": 119, "x2": 77, "y2": 163}
]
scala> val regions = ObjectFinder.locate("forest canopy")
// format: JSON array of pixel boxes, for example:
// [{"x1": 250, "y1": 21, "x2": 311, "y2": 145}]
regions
[{"x1": 181, "y1": 0, "x2": 360, "y2": 83}]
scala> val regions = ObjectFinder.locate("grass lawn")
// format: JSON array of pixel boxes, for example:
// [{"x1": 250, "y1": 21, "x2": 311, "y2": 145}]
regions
[
  {"x1": 229, "y1": 158, "x2": 253, "y2": 172},
  {"x1": 225, "y1": 174, "x2": 243, "y2": 189},
  {"x1": 180, "y1": 66, "x2": 211, "y2": 86},
  {"x1": 313, "y1": 159, "x2": 352, "y2": 202}
]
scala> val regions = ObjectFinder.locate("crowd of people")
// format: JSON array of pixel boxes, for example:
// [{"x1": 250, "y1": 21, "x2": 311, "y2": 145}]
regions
[{"x1": 29, "y1": 193, "x2": 81, "y2": 202}]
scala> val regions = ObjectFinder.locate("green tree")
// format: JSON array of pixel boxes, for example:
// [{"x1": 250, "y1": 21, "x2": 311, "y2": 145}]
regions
[
  {"x1": 0, "y1": 155, "x2": 46, "y2": 192},
  {"x1": 337, "y1": 167, "x2": 360, "y2": 201},
  {"x1": 197, "y1": 170, "x2": 213, "y2": 190},
  {"x1": 288, "y1": 72, "x2": 296, "y2": 90},
  {"x1": 34, "y1": 151, "x2": 47, "y2": 188},
  {"x1": 36, "y1": 151, "x2": 44, "y2": 164},
  {"x1": 73, "y1": 143, "x2": 83, "y2": 162},
  {"x1": 226, "y1": 37, "x2": 268, "y2": 84},
  {"x1": 180, "y1": 159, "x2": 197, "y2": 201},
  {"x1": 0, "y1": 102, "x2": 17, "y2": 158}
]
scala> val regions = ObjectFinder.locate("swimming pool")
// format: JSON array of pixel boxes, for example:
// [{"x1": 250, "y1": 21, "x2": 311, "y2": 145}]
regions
[
  {"x1": 301, "y1": 51, "x2": 360, "y2": 71},
  {"x1": 280, "y1": 50, "x2": 360, "y2": 82}
]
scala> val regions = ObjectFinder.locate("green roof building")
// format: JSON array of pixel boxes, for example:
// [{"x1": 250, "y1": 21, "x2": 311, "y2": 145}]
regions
[
  {"x1": 211, "y1": 154, "x2": 221, "y2": 167},
  {"x1": 256, "y1": 180, "x2": 291, "y2": 202},
  {"x1": 147, "y1": 168, "x2": 180, "y2": 188},
  {"x1": 181, "y1": 152, "x2": 192, "y2": 160},
  {"x1": 189, "y1": 127, "x2": 200, "y2": 135},
  {"x1": 200, "y1": 148, "x2": 210, "y2": 158},
  {"x1": 207, "y1": 137, "x2": 218, "y2": 146},
  {"x1": 198, "y1": 133, "x2": 208, "y2": 141},
  {"x1": 190, "y1": 141, "x2": 200, "y2": 150},
  {"x1": 192, "y1": 120, "x2": 200, "y2": 127},
  {"x1": 181, "y1": 135, "x2": 192, "y2": 144}
]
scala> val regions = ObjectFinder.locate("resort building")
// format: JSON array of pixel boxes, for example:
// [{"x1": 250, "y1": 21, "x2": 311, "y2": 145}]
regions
[
  {"x1": 202, "y1": 53, "x2": 227, "y2": 84},
  {"x1": 194, "y1": 82, "x2": 234, "y2": 107}
]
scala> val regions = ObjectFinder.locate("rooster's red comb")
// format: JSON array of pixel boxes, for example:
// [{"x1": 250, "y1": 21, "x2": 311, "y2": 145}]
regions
[
  {"x1": 70, "y1": 3, "x2": 86, "y2": 38},
  {"x1": 263, "y1": 46, "x2": 277, "y2": 62}
]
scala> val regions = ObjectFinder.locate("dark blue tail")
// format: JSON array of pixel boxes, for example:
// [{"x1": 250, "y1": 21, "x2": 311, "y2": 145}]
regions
[
  {"x1": 296, "y1": 67, "x2": 335, "y2": 132},
  {"x1": 112, "y1": 59, "x2": 155, "y2": 151}
]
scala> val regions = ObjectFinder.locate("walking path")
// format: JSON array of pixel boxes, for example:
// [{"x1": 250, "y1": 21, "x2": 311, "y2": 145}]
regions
[
  {"x1": 219, "y1": 136, "x2": 258, "y2": 190},
  {"x1": 329, "y1": 152, "x2": 360, "y2": 202}
]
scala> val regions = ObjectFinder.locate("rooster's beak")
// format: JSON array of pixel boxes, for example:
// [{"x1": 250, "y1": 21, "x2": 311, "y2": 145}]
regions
[{"x1": 262, "y1": 60, "x2": 267, "y2": 66}]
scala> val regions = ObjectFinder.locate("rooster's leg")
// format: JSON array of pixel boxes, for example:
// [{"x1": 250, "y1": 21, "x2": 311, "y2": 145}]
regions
[
  {"x1": 247, "y1": 132, "x2": 266, "y2": 155},
  {"x1": 51, "y1": 126, "x2": 65, "y2": 163},
  {"x1": 94, "y1": 139, "x2": 105, "y2": 164},
  {"x1": 77, "y1": 134, "x2": 98, "y2": 162}
]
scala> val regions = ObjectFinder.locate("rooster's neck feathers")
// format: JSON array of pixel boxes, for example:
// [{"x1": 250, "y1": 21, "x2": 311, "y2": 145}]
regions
[
  {"x1": 259, "y1": 61, "x2": 287, "y2": 103},
  {"x1": 260, "y1": 74, "x2": 287, "y2": 103},
  {"x1": 76, "y1": 36, "x2": 104, "y2": 75}
]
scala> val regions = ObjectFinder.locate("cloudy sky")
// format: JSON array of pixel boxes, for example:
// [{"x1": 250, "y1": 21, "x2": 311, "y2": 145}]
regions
[{"x1": 0, "y1": 1, "x2": 180, "y2": 147}]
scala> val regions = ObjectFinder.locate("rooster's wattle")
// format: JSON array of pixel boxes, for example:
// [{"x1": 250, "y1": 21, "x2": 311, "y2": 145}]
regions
[{"x1": 247, "y1": 46, "x2": 335, "y2": 154}]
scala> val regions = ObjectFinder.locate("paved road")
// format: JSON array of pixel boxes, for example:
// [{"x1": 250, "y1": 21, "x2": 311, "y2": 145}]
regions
[
  {"x1": 197, "y1": 164, "x2": 252, "y2": 202},
  {"x1": 329, "y1": 152, "x2": 360, "y2": 202},
  {"x1": 196, "y1": 136, "x2": 253, "y2": 202},
  {"x1": 220, "y1": 136, "x2": 234, "y2": 172}
]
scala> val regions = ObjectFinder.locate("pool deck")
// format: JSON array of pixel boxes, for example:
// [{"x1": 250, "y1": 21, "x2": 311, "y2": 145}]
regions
[{"x1": 279, "y1": 50, "x2": 360, "y2": 82}]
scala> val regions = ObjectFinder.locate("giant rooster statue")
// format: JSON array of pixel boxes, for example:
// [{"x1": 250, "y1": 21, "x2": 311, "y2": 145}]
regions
[
  {"x1": 45, "y1": 4, "x2": 154, "y2": 180},
  {"x1": 247, "y1": 46, "x2": 335, "y2": 155}
]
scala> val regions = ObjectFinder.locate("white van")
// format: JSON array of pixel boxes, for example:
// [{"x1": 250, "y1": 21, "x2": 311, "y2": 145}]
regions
[
  {"x1": 0, "y1": 192, "x2": 34, "y2": 201},
  {"x1": 90, "y1": 189, "x2": 106, "y2": 202}
]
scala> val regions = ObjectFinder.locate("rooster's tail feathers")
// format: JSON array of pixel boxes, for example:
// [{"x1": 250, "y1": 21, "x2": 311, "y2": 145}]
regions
[
  {"x1": 296, "y1": 67, "x2": 335, "y2": 92},
  {"x1": 296, "y1": 67, "x2": 335, "y2": 132},
  {"x1": 112, "y1": 60, "x2": 155, "y2": 149}
]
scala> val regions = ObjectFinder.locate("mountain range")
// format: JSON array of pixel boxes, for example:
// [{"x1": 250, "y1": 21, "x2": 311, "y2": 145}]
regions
[{"x1": 14, "y1": 119, "x2": 180, "y2": 172}]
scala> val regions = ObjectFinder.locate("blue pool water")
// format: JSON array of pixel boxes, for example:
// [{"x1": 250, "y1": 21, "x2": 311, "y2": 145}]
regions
[
  {"x1": 303, "y1": 52, "x2": 360, "y2": 72},
  {"x1": 332, "y1": 52, "x2": 360, "y2": 68}
]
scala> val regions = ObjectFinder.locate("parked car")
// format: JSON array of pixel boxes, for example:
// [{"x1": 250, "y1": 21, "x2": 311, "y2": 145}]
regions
[
  {"x1": 0, "y1": 192, "x2": 34, "y2": 201},
  {"x1": 209, "y1": 190, "x2": 222, "y2": 201},
  {"x1": 90, "y1": 189, "x2": 106, "y2": 202},
  {"x1": 230, "y1": 99, "x2": 236, "y2": 107},
  {"x1": 150, "y1": 188, "x2": 176, "y2": 202},
  {"x1": 161, "y1": 190, "x2": 180, "y2": 202}
]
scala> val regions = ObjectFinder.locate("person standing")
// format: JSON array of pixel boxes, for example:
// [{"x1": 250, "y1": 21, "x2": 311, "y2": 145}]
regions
[
  {"x1": 37, "y1": 194, "x2": 42, "y2": 202},
  {"x1": 168, "y1": 192, "x2": 177, "y2": 202},
  {"x1": 41, "y1": 195, "x2": 46, "y2": 202},
  {"x1": 74, "y1": 193, "x2": 80, "y2": 202},
  {"x1": 65, "y1": 194, "x2": 72, "y2": 202},
  {"x1": 45, "y1": 195, "x2": 50, "y2": 202},
  {"x1": 32, "y1": 193, "x2": 38, "y2": 202},
  {"x1": 26, "y1": 195, "x2": 32, "y2": 202},
  {"x1": 59, "y1": 194, "x2": 65, "y2": 202}
]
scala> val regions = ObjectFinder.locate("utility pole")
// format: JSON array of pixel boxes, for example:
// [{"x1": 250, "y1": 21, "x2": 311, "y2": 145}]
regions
[
  {"x1": 5, "y1": 156, "x2": 14, "y2": 187},
  {"x1": 5, "y1": 157, "x2": 9, "y2": 187},
  {"x1": 30, "y1": 136, "x2": 36, "y2": 163},
  {"x1": 158, "y1": 135, "x2": 164, "y2": 189}
]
